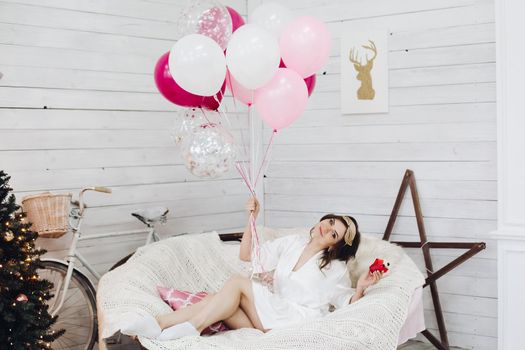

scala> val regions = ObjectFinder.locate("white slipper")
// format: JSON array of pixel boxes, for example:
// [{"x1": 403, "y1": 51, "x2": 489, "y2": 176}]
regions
[
  {"x1": 119, "y1": 313, "x2": 162, "y2": 339},
  {"x1": 157, "y1": 321, "x2": 199, "y2": 341}
]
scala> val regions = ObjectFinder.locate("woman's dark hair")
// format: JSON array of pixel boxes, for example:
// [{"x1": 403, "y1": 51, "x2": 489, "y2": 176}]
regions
[{"x1": 315, "y1": 214, "x2": 361, "y2": 270}]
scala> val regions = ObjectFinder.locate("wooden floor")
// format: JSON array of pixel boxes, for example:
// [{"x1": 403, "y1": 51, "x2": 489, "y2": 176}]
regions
[{"x1": 399, "y1": 340, "x2": 465, "y2": 349}]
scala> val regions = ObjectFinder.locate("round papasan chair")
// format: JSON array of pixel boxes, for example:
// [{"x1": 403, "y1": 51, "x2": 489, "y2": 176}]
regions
[{"x1": 97, "y1": 226, "x2": 425, "y2": 350}]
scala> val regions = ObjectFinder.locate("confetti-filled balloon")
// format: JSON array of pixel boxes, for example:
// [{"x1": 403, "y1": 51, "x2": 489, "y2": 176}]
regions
[
  {"x1": 181, "y1": 123, "x2": 236, "y2": 178},
  {"x1": 178, "y1": 0, "x2": 233, "y2": 50},
  {"x1": 171, "y1": 108, "x2": 223, "y2": 145},
  {"x1": 171, "y1": 109, "x2": 204, "y2": 145}
]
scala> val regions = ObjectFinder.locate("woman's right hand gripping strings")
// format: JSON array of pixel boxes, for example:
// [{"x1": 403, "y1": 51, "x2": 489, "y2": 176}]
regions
[
  {"x1": 246, "y1": 196, "x2": 260, "y2": 219},
  {"x1": 240, "y1": 196, "x2": 260, "y2": 262},
  {"x1": 244, "y1": 197, "x2": 275, "y2": 291}
]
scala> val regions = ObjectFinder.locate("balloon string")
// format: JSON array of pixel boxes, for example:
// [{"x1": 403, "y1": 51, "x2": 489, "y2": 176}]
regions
[
  {"x1": 213, "y1": 93, "x2": 231, "y2": 130},
  {"x1": 213, "y1": 91, "x2": 228, "y2": 127},
  {"x1": 233, "y1": 114, "x2": 266, "y2": 277},
  {"x1": 249, "y1": 89, "x2": 256, "y2": 184},
  {"x1": 235, "y1": 163, "x2": 255, "y2": 197},
  {"x1": 190, "y1": 87, "x2": 268, "y2": 279},
  {"x1": 236, "y1": 163, "x2": 266, "y2": 276},
  {"x1": 200, "y1": 107, "x2": 213, "y2": 125},
  {"x1": 214, "y1": 89, "x2": 250, "y2": 181},
  {"x1": 236, "y1": 128, "x2": 276, "y2": 279},
  {"x1": 225, "y1": 71, "x2": 249, "y2": 160},
  {"x1": 254, "y1": 129, "x2": 277, "y2": 188},
  {"x1": 249, "y1": 213, "x2": 265, "y2": 277},
  {"x1": 222, "y1": 78, "x2": 268, "y2": 279},
  {"x1": 222, "y1": 74, "x2": 251, "y2": 180},
  {"x1": 239, "y1": 122, "x2": 249, "y2": 162}
]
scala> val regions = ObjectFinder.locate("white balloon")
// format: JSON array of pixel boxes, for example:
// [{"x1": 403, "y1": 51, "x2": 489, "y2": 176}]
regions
[
  {"x1": 249, "y1": 2, "x2": 294, "y2": 37},
  {"x1": 169, "y1": 34, "x2": 226, "y2": 96},
  {"x1": 226, "y1": 24, "x2": 280, "y2": 90}
]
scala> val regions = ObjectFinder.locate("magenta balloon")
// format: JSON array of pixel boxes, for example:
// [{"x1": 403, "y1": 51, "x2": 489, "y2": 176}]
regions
[
  {"x1": 303, "y1": 74, "x2": 316, "y2": 97},
  {"x1": 254, "y1": 68, "x2": 308, "y2": 130},
  {"x1": 154, "y1": 52, "x2": 225, "y2": 110},
  {"x1": 279, "y1": 59, "x2": 316, "y2": 97},
  {"x1": 226, "y1": 6, "x2": 245, "y2": 32}
]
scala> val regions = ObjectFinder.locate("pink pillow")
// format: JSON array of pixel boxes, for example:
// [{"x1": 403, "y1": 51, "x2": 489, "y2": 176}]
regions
[{"x1": 157, "y1": 286, "x2": 229, "y2": 335}]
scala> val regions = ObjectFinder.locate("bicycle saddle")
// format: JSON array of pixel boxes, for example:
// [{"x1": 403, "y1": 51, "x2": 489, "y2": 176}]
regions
[{"x1": 131, "y1": 207, "x2": 169, "y2": 225}]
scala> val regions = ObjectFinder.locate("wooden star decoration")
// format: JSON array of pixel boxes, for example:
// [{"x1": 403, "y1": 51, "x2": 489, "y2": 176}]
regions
[{"x1": 383, "y1": 169, "x2": 486, "y2": 350}]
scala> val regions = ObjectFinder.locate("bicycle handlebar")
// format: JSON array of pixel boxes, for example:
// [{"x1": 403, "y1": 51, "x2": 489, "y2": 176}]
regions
[
  {"x1": 78, "y1": 186, "x2": 112, "y2": 216},
  {"x1": 94, "y1": 186, "x2": 112, "y2": 193}
]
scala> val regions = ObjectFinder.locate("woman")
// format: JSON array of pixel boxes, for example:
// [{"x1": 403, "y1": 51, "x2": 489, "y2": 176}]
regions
[{"x1": 120, "y1": 197, "x2": 384, "y2": 340}]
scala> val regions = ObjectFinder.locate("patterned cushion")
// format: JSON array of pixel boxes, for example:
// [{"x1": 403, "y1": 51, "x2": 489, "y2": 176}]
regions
[{"x1": 157, "y1": 286, "x2": 230, "y2": 335}]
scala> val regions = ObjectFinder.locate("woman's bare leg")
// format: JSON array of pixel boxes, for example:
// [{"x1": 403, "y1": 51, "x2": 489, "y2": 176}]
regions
[
  {"x1": 156, "y1": 294, "x2": 214, "y2": 329},
  {"x1": 123, "y1": 277, "x2": 263, "y2": 340},
  {"x1": 223, "y1": 307, "x2": 254, "y2": 329},
  {"x1": 188, "y1": 274, "x2": 264, "y2": 332},
  {"x1": 156, "y1": 292, "x2": 254, "y2": 330},
  {"x1": 238, "y1": 292, "x2": 264, "y2": 331}
]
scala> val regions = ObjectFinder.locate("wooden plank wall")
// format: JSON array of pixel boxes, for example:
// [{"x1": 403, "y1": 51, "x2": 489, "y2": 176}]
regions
[
  {"x1": 1, "y1": 0, "x2": 496, "y2": 348},
  {"x1": 248, "y1": 0, "x2": 497, "y2": 349},
  {"x1": 0, "y1": 0, "x2": 248, "y2": 277}
]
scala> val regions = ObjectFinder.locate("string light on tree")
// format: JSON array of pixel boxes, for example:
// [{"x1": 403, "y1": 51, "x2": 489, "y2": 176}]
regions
[{"x1": 4, "y1": 230, "x2": 14, "y2": 241}]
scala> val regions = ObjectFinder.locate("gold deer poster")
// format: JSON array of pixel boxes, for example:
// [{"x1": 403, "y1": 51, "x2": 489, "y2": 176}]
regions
[{"x1": 341, "y1": 30, "x2": 388, "y2": 114}]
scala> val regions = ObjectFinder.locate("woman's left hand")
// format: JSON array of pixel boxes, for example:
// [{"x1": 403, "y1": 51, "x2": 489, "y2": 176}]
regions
[{"x1": 356, "y1": 270, "x2": 384, "y2": 292}]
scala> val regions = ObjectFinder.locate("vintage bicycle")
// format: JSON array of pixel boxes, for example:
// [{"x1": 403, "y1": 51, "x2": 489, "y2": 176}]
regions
[{"x1": 22, "y1": 187, "x2": 169, "y2": 350}]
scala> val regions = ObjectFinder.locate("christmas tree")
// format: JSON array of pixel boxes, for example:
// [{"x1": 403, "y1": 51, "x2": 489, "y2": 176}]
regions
[{"x1": 0, "y1": 170, "x2": 64, "y2": 349}]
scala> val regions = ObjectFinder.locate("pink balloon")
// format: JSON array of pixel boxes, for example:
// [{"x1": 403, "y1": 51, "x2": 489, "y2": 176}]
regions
[
  {"x1": 279, "y1": 59, "x2": 316, "y2": 96},
  {"x1": 254, "y1": 68, "x2": 308, "y2": 130},
  {"x1": 280, "y1": 16, "x2": 331, "y2": 78},
  {"x1": 226, "y1": 6, "x2": 245, "y2": 33},
  {"x1": 226, "y1": 70, "x2": 253, "y2": 106},
  {"x1": 154, "y1": 52, "x2": 225, "y2": 110}
]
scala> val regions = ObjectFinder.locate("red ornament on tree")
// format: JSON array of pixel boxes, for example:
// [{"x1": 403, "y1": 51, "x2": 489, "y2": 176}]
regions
[{"x1": 16, "y1": 293, "x2": 28, "y2": 303}]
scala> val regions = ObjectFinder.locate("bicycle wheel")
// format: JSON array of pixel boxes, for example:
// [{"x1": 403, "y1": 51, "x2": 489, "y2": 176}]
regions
[
  {"x1": 109, "y1": 252, "x2": 135, "y2": 271},
  {"x1": 38, "y1": 260, "x2": 98, "y2": 350}
]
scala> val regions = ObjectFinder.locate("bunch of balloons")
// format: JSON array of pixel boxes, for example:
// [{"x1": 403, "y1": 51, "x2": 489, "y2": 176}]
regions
[{"x1": 154, "y1": 1, "x2": 331, "y2": 177}]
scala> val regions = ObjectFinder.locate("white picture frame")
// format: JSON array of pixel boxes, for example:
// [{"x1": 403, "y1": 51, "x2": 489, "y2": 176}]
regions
[{"x1": 340, "y1": 29, "x2": 389, "y2": 114}]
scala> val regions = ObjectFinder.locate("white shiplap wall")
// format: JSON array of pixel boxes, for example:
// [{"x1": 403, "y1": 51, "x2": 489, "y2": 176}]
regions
[
  {"x1": 248, "y1": 0, "x2": 496, "y2": 349},
  {"x1": 0, "y1": 0, "x2": 248, "y2": 277},
  {"x1": 1, "y1": 0, "x2": 496, "y2": 348}
]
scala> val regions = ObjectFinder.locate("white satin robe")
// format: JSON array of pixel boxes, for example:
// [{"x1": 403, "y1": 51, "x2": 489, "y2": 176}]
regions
[{"x1": 251, "y1": 234, "x2": 355, "y2": 329}]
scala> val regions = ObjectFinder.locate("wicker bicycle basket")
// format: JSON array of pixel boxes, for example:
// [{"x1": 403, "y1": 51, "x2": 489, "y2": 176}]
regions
[{"x1": 21, "y1": 192, "x2": 72, "y2": 238}]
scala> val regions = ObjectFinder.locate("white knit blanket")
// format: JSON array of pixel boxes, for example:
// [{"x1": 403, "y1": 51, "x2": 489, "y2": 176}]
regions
[{"x1": 97, "y1": 228, "x2": 425, "y2": 350}]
